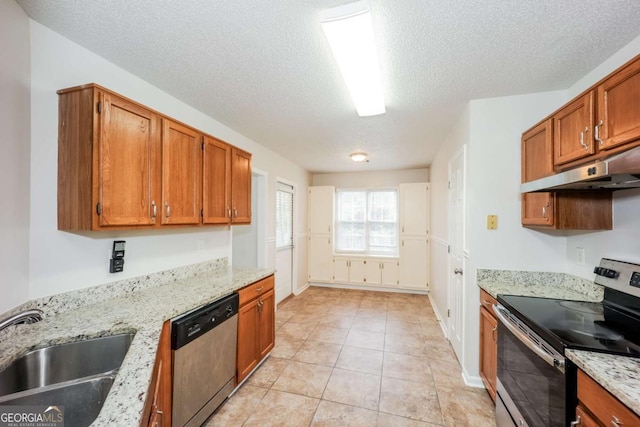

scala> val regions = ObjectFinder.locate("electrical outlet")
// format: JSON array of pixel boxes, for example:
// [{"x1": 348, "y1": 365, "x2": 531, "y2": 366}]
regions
[
  {"x1": 576, "y1": 247, "x2": 586, "y2": 266},
  {"x1": 487, "y1": 215, "x2": 498, "y2": 230}
]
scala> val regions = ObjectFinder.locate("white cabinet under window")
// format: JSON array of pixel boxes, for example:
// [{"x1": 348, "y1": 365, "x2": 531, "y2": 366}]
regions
[{"x1": 333, "y1": 256, "x2": 399, "y2": 288}]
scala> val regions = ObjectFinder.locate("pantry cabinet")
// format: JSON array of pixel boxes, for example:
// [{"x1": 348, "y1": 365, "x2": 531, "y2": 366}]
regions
[
  {"x1": 236, "y1": 275, "x2": 275, "y2": 384},
  {"x1": 400, "y1": 236, "x2": 429, "y2": 290},
  {"x1": 57, "y1": 84, "x2": 251, "y2": 231},
  {"x1": 308, "y1": 186, "x2": 335, "y2": 283},
  {"x1": 308, "y1": 186, "x2": 335, "y2": 234},
  {"x1": 399, "y1": 183, "x2": 429, "y2": 235},
  {"x1": 479, "y1": 290, "x2": 497, "y2": 403},
  {"x1": 576, "y1": 369, "x2": 640, "y2": 427}
]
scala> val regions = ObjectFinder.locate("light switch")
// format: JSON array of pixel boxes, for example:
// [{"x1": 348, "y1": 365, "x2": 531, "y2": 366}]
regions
[{"x1": 487, "y1": 215, "x2": 498, "y2": 230}]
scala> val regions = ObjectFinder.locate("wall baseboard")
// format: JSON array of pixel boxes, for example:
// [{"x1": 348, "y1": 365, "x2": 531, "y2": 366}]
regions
[
  {"x1": 309, "y1": 282, "x2": 428, "y2": 295},
  {"x1": 462, "y1": 369, "x2": 485, "y2": 389},
  {"x1": 294, "y1": 283, "x2": 310, "y2": 295},
  {"x1": 428, "y1": 294, "x2": 448, "y2": 338}
]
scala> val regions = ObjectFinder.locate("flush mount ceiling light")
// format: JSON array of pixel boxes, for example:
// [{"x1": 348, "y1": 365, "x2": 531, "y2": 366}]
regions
[
  {"x1": 321, "y1": 0, "x2": 385, "y2": 117},
  {"x1": 350, "y1": 152, "x2": 368, "y2": 162}
]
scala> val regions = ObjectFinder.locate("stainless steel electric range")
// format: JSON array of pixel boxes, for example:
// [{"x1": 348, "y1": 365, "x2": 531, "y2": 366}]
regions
[{"x1": 493, "y1": 258, "x2": 640, "y2": 427}]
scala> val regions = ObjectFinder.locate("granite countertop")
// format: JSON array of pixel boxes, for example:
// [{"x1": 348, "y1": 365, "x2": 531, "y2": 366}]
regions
[
  {"x1": 566, "y1": 350, "x2": 640, "y2": 417},
  {"x1": 0, "y1": 265, "x2": 273, "y2": 426}
]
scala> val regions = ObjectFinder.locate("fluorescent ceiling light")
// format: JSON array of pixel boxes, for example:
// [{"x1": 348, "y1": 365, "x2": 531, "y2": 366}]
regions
[
  {"x1": 321, "y1": 1, "x2": 385, "y2": 117},
  {"x1": 350, "y1": 152, "x2": 368, "y2": 162}
]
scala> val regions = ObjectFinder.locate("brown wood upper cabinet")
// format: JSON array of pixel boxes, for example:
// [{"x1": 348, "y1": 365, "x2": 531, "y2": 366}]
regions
[
  {"x1": 203, "y1": 136, "x2": 232, "y2": 224},
  {"x1": 553, "y1": 92, "x2": 595, "y2": 166},
  {"x1": 161, "y1": 119, "x2": 201, "y2": 225},
  {"x1": 231, "y1": 148, "x2": 252, "y2": 224},
  {"x1": 553, "y1": 55, "x2": 640, "y2": 168},
  {"x1": 57, "y1": 84, "x2": 252, "y2": 230},
  {"x1": 522, "y1": 119, "x2": 555, "y2": 226}
]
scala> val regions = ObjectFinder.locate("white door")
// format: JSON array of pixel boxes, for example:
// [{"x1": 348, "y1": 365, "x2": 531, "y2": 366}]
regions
[
  {"x1": 275, "y1": 183, "x2": 294, "y2": 304},
  {"x1": 448, "y1": 146, "x2": 466, "y2": 361}
]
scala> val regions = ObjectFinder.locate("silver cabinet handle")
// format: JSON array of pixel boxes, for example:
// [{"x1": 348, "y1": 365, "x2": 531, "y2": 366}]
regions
[
  {"x1": 454, "y1": 268, "x2": 463, "y2": 275},
  {"x1": 579, "y1": 127, "x2": 589, "y2": 150},
  {"x1": 227, "y1": 207, "x2": 231, "y2": 218},
  {"x1": 234, "y1": 208, "x2": 238, "y2": 217},
  {"x1": 165, "y1": 202, "x2": 171, "y2": 218},
  {"x1": 151, "y1": 201, "x2": 157, "y2": 219},
  {"x1": 595, "y1": 120, "x2": 604, "y2": 145},
  {"x1": 611, "y1": 415, "x2": 622, "y2": 426},
  {"x1": 570, "y1": 416, "x2": 581, "y2": 426},
  {"x1": 542, "y1": 205, "x2": 546, "y2": 218}
]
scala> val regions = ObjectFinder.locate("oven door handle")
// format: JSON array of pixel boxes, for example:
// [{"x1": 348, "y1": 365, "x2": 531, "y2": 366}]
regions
[{"x1": 493, "y1": 304, "x2": 565, "y2": 372}]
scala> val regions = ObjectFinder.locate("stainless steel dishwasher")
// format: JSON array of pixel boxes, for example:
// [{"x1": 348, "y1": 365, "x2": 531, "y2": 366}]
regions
[{"x1": 171, "y1": 293, "x2": 239, "y2": 427}]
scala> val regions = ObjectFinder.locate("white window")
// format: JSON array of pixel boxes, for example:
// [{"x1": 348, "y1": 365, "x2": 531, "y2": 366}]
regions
[
  {"x1": 276, "y1": 183, "x2": 294, "y2": 249},
  {"x1": 335, "y1": 189, "x2": 398, "y2": 255}
]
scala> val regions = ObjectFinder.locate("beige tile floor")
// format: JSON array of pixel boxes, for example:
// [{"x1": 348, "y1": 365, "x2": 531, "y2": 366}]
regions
[{"x1": 205, "y1": 287, "x2": 496, "y2": 426}]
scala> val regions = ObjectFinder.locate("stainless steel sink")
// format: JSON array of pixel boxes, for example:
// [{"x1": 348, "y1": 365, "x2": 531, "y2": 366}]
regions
[
  {"x1": 0, "y1": 332, "x2": 134, "y2": 397},
  {"x1": 0, "y1": 374, "x2": 115, "y2": 427},
  {"x1": 0, "y1": 332, "x2": 134, "y2": 427}
]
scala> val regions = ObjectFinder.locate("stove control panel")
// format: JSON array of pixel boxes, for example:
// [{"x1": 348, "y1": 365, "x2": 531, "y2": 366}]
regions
[
  {"x1": 593, "y1": 267, "x2": 620, "y2": 279},
  {"x1": 631, "y1": 272, "x2": 640, "y2": 289}
]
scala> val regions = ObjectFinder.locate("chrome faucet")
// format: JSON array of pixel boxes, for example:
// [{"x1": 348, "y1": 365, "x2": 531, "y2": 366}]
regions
[{"x1": 0, "y1": 309, "x2": 44, "y2": 333}]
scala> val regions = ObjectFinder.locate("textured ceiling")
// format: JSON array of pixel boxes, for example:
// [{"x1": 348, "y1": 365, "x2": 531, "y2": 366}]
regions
[{"x1": 17, "y1": 0, "x2": 640, "y2": 173}]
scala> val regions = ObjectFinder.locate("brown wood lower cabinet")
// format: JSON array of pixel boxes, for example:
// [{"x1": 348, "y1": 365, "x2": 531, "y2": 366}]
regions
[
  {"x1": 141, "y1": 321, "x2": 172, "y2": 427},
  {"x1": 575, "y1": 369, "x2": 639, "y2": 427},
  {"x1": 236, "y1": 275, "x2": 275, "y2": 384},
  {"x1": 479, "y1": 289, "x2": 498, "y2": 403}
]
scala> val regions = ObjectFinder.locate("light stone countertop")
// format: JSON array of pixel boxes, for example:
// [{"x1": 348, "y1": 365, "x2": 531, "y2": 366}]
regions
[
  {"x1": 0, "y1": 265, "x2": 274, "y2": 426},
  {"x1": 566, "y1": 350, "x2": 640, "y2": 417}
]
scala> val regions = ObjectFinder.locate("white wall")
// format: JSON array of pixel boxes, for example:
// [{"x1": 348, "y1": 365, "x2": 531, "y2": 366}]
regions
[
  {"x1": 429, "y1": 105, "x2": 470, "y2": 325},
  {"x1": 429, "y1": 90, "x2": 569, "y2": 384},
  {"x1": 28, "y1": 20, "x2": 310, "y2": 300},
  {"x1": 0, "y1": 1, "x2": 31, "y2": 313},
  {"x1": 312, "y1": 168, "x2": 428, "y2": 187}
]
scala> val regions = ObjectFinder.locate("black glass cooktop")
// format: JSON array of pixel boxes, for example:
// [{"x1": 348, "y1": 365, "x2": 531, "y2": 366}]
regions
[{"x1": 497, "y1": 292, "x2": 640, "y2": 357}]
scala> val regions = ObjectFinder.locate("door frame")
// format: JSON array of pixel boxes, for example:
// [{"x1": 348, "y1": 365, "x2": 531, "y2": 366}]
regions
[
  {"x1": 275, "y1": 177, "x2": 296, "y2": 299},
  {"x1": 447, "y1": 144, "x2": 467, "y2": 362},
  {"x1": 253, "y1": 168, "x2": 268, "y2": 269}
]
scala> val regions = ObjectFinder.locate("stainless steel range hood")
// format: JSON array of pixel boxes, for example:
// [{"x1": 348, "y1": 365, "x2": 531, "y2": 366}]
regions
[{"x1": 521, "y1": 145, "x2": 640, "y2": 193}]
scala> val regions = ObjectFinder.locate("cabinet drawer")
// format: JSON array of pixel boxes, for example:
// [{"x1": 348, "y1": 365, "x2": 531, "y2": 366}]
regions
[
  {"x1": 238, "y1": 275, "x2": 274, "y2": 306},
  {"x1": 479, "y1": 289, "x2": 498, "y2": 314},
  {"x1": 577, "y1": 370, "x2": 639, "y2": 426}
]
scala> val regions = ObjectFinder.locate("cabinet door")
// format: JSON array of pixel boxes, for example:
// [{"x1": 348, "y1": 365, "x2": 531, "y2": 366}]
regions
[
  {"x1": 99, "y1": 92, "x2": 159, "y2": 227},
  {"x1": 349, "y1": 259, "x2": 366, "y2": 284},
  {"x1": 364, "y1": 260, "x2": 382, "y2": 285},
  {"x1": 522, "y1": 193, "x2": 555, "y2": 226},
  {"x1": 203, "y1": 136, "x2": 231, "y2": 224},
  {"x1": 308, "y1": 235, "x2": 333, "y2": 282},
  {"x1": 574, "y1": 406, "x2": 600, "y2": 427},
  {"x1": 258, "y1": 289, "x2": 275, "y2": 359},
  {"x1": 522, "y1": 119, "x2": 554, "y2": 181},
  {"x1": 237, "y1": 299, "x2": 260, "y2": 384},
  {"x1": 333, "y1": 258, "x2": 349, "y2": 283},
  {"x1": 231, "y1": 148, "x2": 252, "y2": 224},
  {"x1": 479, "y1": 307, "x2": 497, "y2": 402},
  {"x1": 597, "y1": 58, "x2": 640, "y2": 150},
  {"x1": 554, "y1": 91, "x2": 595, "y2": 166},
  {"x1": 380, "y1": 260, "x2": 399, "y2": 287},
  {"x1": 400, "y1": 237, "x2": 428, "y2": 290},
  {"x1": 161, "y1": 119, "x2": 201, "y2": 225},
  {"x1": 308, "y1": 186, "x2": 335, "y2": 234},
  {"x1": 399, "y1": 183, "x2": 429, "y2": 236}
]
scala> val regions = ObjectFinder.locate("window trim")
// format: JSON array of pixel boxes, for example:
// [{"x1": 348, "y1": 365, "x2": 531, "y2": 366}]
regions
[{"x1": 334, "y1": 187, "x2": 399, "y2": 256}]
